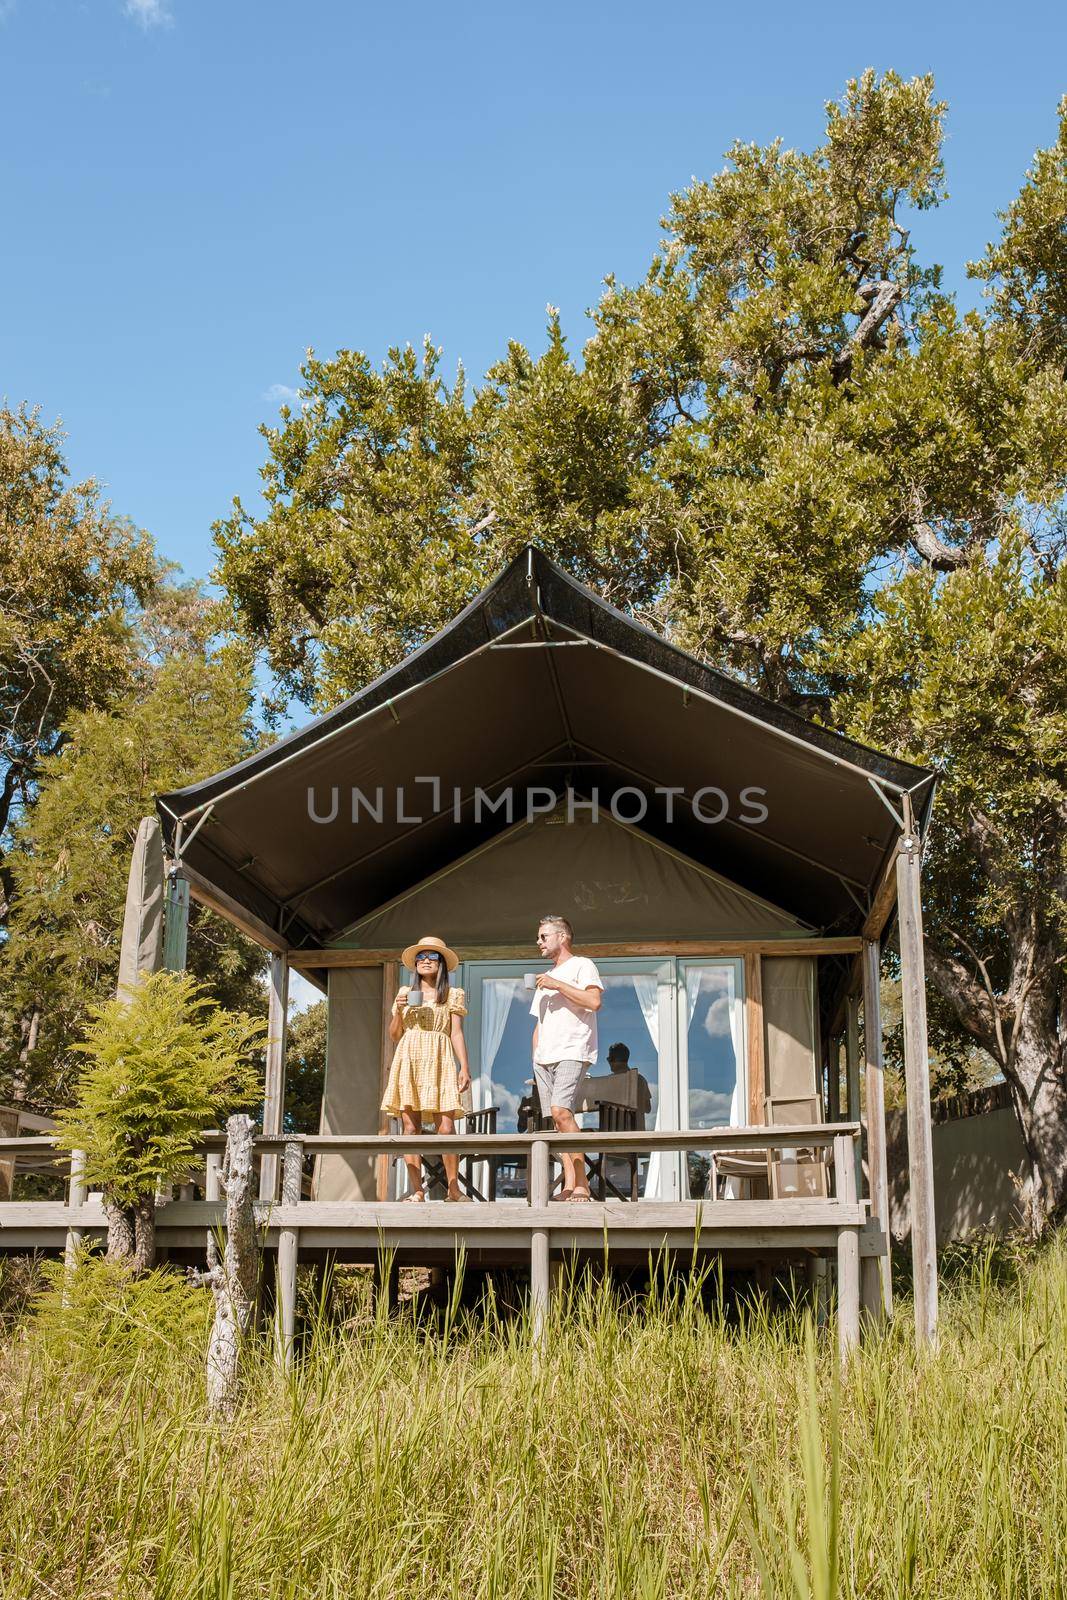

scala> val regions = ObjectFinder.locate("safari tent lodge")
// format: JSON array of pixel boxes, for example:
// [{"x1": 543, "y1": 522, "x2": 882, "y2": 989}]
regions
[{"x1": 0, "y1": 548, "x2": 941, "y2": 1350}]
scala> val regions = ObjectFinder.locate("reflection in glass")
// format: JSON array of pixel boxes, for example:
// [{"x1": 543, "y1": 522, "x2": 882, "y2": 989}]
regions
[{"x1": 684, "y1": 965, "x2": 743, "y2": 1197}]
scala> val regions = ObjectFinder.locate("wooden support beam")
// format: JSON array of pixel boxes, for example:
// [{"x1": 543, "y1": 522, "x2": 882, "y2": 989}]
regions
[
  {"x1": 275, "y1": 1139, "x2": 302, "y2": 1370},
  {"x1": 845, "y1": 994, "x2": 862, "y2": 1191},
  {"x1": 862, "y1": 850, "x2": 900, "y2": 942},
  {"x1": 63, "y1": 1149, "x2": 87, "y2": 1274},
  {"x1": 290, "y1": 937, "x2": 865, "y2": 971},
  {"x1": 205, "y1": 1151, "x2": 223, "y2": 1200},
  {"x1": 834, "y1": 1132, "x2": 860, "y2": 1358},
  {"x1": 897, "y1": 803, "x2": 938, "y2": 1348},
  {"x1": 827, "y1": 1035, "x2": 841, "y2": 1122},
  {"x1": 180, "y1": 863, "x2": 289, "y2": 955},
  {"x1": 377, "y1": 961, "x2": 399, "y2": 1201},
  {"x1": 861, "y1": 938, "x2": 892, "y2": 1321},
  {"x1": 744, "y1": 953, "x2": 766, "y2": 1124},
  {"x1": 259, "y1": 953, "x2": 289, "y2": 1204},
  {"x1": 162, "y1": 871, "x2": 190, "y2": 971},
  {"x1": 529, "y1": 1137, "x2": 550, "y2": 1355}
]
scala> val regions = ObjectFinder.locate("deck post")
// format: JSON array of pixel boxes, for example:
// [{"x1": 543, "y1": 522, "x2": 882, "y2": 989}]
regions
[
  {"x1": 205, "y1": 1150, "x2": 223, "y2": 1200},
  {"x1": 845, "y1": 995, "x2": 862, "y2": 1191},
  {"x1": 861, "y1": 939, "x2": 892, "y2": 1321},
  {"x1": 530, "y1": 1137, "x2": 550, "y2": 1354},
  {"x1": 63, "y1": 1148, "x2": 87, "y2": 1276},
  {"x1": 259, "y1": 953, "x2": 289, "y2": 1203},
  {"x1": 827, "y1": 1036, "x2": 841, "y2": 1121},
  {"x1": 275, "y1": 1138, "x2": 302, "y2": 1370},
  {"x1": 897, "y1": 798, "x2": 938, "y2": 1348},
  {"x1": 834, "y1": 1132, "x2": 860, "y2": 1358}
]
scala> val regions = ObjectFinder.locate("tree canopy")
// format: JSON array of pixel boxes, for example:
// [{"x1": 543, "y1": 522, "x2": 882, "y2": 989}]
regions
[{"x1": 214, "y1": 75, "x2": 1067, "y2": 1221}]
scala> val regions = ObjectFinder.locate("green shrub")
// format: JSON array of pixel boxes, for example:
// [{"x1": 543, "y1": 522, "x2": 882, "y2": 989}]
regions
[{"x1": 54, "y1": 970, "x2": 266, "y2": 1269}]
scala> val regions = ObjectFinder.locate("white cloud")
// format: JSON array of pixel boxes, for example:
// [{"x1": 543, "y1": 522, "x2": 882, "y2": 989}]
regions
[
  {"x1": 264, "y1": 383, "x2": 301, "y2": 405},
  {"x1": 124, "y1": 0, "x2": 172, "y2": 29},
  {"x1": 689, "y1": 1088, "x2": 735, "y2": 1126},
  {"x1": 702, "y1": 994, "x2": 733, "y2": 1038}
]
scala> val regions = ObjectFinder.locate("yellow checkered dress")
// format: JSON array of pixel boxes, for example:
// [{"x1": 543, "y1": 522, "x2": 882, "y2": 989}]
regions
[{"x1": 380, "y1": 987, "x2": 468, "y2": 1120}]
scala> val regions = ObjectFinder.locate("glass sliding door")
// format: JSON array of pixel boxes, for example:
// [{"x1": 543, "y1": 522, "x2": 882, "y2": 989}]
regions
[
  {"x1": 678, "y1": 961, "x2": 746, "y2": 1198},
  {"x1": 464, "y1": 956, "x2": 744, "y2": 1202},
  {"x1": 466, "y1": 958, "x2": 677, "y2": 1198}
]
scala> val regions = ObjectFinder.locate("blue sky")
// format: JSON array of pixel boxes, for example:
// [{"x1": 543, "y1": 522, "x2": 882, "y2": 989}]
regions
[{"x1": 2, "y1": 0, "x2": 1065, "y2": 589}]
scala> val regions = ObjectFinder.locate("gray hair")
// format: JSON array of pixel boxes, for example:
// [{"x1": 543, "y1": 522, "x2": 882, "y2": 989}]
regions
[{"x1": 538, "y1": 914, "x2": 574, "y2": 942}]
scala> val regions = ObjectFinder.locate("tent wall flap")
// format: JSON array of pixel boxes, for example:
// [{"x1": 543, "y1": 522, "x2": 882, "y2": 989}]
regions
[{"x1": 314, "y1": 967, "x2": 383, "y2": 1203}]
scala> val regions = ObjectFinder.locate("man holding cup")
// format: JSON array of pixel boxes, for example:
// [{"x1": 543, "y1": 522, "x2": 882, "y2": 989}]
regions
[{"x1": 529, "y1": 915, "x2": 603, "y2": 1202}]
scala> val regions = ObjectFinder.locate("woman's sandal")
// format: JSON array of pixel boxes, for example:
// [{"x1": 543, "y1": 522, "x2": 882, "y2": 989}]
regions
[
  {"x1": 445, "y1": 1191, "x2": 472, "y2": 1203},
  {"x1": 402, "y1": 1188, "x2": 426, "y2": 1203}
]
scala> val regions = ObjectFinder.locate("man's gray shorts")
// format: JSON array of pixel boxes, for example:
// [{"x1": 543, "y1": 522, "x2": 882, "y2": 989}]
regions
[{"x1": 533, "y1": 1059, "x2": 589, "y2": 1117}]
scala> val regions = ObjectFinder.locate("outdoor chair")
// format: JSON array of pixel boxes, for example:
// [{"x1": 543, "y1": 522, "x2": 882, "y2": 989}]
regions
[
  {"x1": 586, "y1": 1100, "x2": 640, "y2": 1201},
  {"x1": 421, "y1": 1106, "x2": 500, "y2": 1201},
  {"x1": 763, "y1": 1094, "x2": 829, "y2": 1199},
  {"x1": 705, "y1": 1149, "x2": 769, "y2": 1200}
]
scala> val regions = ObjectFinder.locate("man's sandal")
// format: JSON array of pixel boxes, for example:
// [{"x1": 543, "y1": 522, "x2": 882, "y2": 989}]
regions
[{"x1": 402, "y1": 1189, "x2": 426, "y2": 1203}]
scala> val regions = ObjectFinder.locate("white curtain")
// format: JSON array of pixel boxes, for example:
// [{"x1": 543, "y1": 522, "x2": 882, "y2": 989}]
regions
[
  {"x1": 478, "y1": 978, "x2": 524, "y2": 1109},
  {"x1": 630, "y1": 975, "x2": 661, "y2": 1196},
  {"x1": 685, "y1": 967, "x2": 742, "y2": 1126},
  {"x1": 727, "y1": 970, "x2": 744, "y2": 1129}
]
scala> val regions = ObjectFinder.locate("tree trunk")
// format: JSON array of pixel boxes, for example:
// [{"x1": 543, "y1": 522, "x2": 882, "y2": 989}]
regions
[
  {"x1": 1004, "y1": 982, "x2": 1067, "y2": 1236},
  {"x1": 105, "y1": 1198, "x2": 135, "y2": 1262},
  {"x1": 203, "y1": 1113, "x2": 258, "y2": 1417},
  {"x1": 132, "y1": 1195, "x2": 156, "y2": 1274},
  {"x1": 928, "y1": 938, "x2": 1067, "y2": 1235}
]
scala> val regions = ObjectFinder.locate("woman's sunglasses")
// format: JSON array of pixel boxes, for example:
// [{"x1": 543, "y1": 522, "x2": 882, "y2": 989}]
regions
[{"x1": 415, "y1": 951, "x2": 442, "y2": 963}]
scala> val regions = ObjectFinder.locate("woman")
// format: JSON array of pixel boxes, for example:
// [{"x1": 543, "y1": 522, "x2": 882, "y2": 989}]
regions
[{"x1": 381, "y1": 934, "x2": 472, "y2": 1202}]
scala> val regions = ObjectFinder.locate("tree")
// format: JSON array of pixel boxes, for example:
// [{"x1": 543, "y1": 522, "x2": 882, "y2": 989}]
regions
[
  {"x1": 0, "y1": 634, "x2": 268, "y2": 1111},
  {"x1": 829, "y1": 533, "x2": 1065, "y2": 1225},
  {"x1": 284, "y1": 1000, "x2": 327, "y2": 1134},
  {"x1": 214, "y1": 342, "x2": 486, "y2": 713},
  {"x1": 0, "y1": 405, "x2": 160, "y2": 923},
  {"x1": 215, "y1": 76, "x2": 1067, "y2": 1224},
  {"x1": 591, "y1": 77, "x2": 1067, "y2": 1224},
  {"x1": 213, "y1": 321, "x2": 661, "y2": 716},
  {"x1": 54, "y1": 971, "x2": 265, "y2": 1273}
]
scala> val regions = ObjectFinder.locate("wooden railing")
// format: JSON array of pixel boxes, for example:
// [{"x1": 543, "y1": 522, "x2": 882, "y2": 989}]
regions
[{"x1": 0, "y1": 1125, "x2": 873, "y2": 1356}]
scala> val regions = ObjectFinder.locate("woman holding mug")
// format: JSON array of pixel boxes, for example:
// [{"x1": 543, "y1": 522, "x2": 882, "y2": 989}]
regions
[{"x1": 381, "y1": 934, "x2": 472, "y2": 1202}]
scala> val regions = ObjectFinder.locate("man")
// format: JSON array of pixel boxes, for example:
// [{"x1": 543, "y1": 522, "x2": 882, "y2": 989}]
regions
[
  {"x1": 603, "y1": 1041, "x2": 654, "y2": 1199},
  {"x1": 607, "y1": 1041, "x2": 653, "y2": 1127},
  {"x1": 530, "y1": 914, "x2": 603, "y2": 1202}
]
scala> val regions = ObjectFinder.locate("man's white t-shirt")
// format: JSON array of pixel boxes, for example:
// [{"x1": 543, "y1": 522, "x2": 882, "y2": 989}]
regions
[{"x1": 529, "y1": 955, "x2": 604, "y2": 1066}]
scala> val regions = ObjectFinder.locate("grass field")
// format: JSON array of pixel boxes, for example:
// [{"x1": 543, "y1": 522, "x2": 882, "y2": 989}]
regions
[{"x1": 0, "y1": 1235, "x2": 1064, "y2": 1599}]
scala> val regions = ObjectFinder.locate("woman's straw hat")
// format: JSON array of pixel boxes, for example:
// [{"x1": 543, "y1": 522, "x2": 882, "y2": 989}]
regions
[{"x1": 401, "y1": 934, "x2": 459, "y2": 973}]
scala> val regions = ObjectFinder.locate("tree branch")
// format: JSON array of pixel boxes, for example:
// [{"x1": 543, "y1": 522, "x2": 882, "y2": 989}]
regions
[
  {"x1": 925, "y1": 939, "x2": 1008, "y2": 1067},
  {"x1": 832, "y1": 279, "x2": 903, "y2": 383}
]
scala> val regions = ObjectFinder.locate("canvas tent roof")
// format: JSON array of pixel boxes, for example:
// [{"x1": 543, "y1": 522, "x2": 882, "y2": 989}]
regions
[
  {"x1": 157, "y1": 546, "x2": 935, "y2": 951},
  {"x1": 337, "y1": 807, "x2": 815, "y2": 950}
]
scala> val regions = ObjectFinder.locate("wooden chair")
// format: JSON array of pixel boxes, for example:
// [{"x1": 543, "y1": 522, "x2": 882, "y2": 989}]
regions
[
  {"x1": 421, "y1": 1106, "x2": 500, "y2": 1201},
  {"x1": 586, "y1": 1101, "x2": 640, "y2": 1201},
  {"x1": 763, "y1": 1094, "x2": 829, "y2": 1199}
]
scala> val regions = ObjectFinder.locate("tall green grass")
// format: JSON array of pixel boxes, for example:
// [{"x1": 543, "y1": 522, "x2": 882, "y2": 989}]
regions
[{"x1": 1, "y1": 1236, "x2": 1065, "y2": 1598}]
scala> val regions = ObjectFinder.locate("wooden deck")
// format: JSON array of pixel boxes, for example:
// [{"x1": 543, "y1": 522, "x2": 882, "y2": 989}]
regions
[{"x1": 0, "y1": 1125, "x2": 881, "y2": 1355}]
